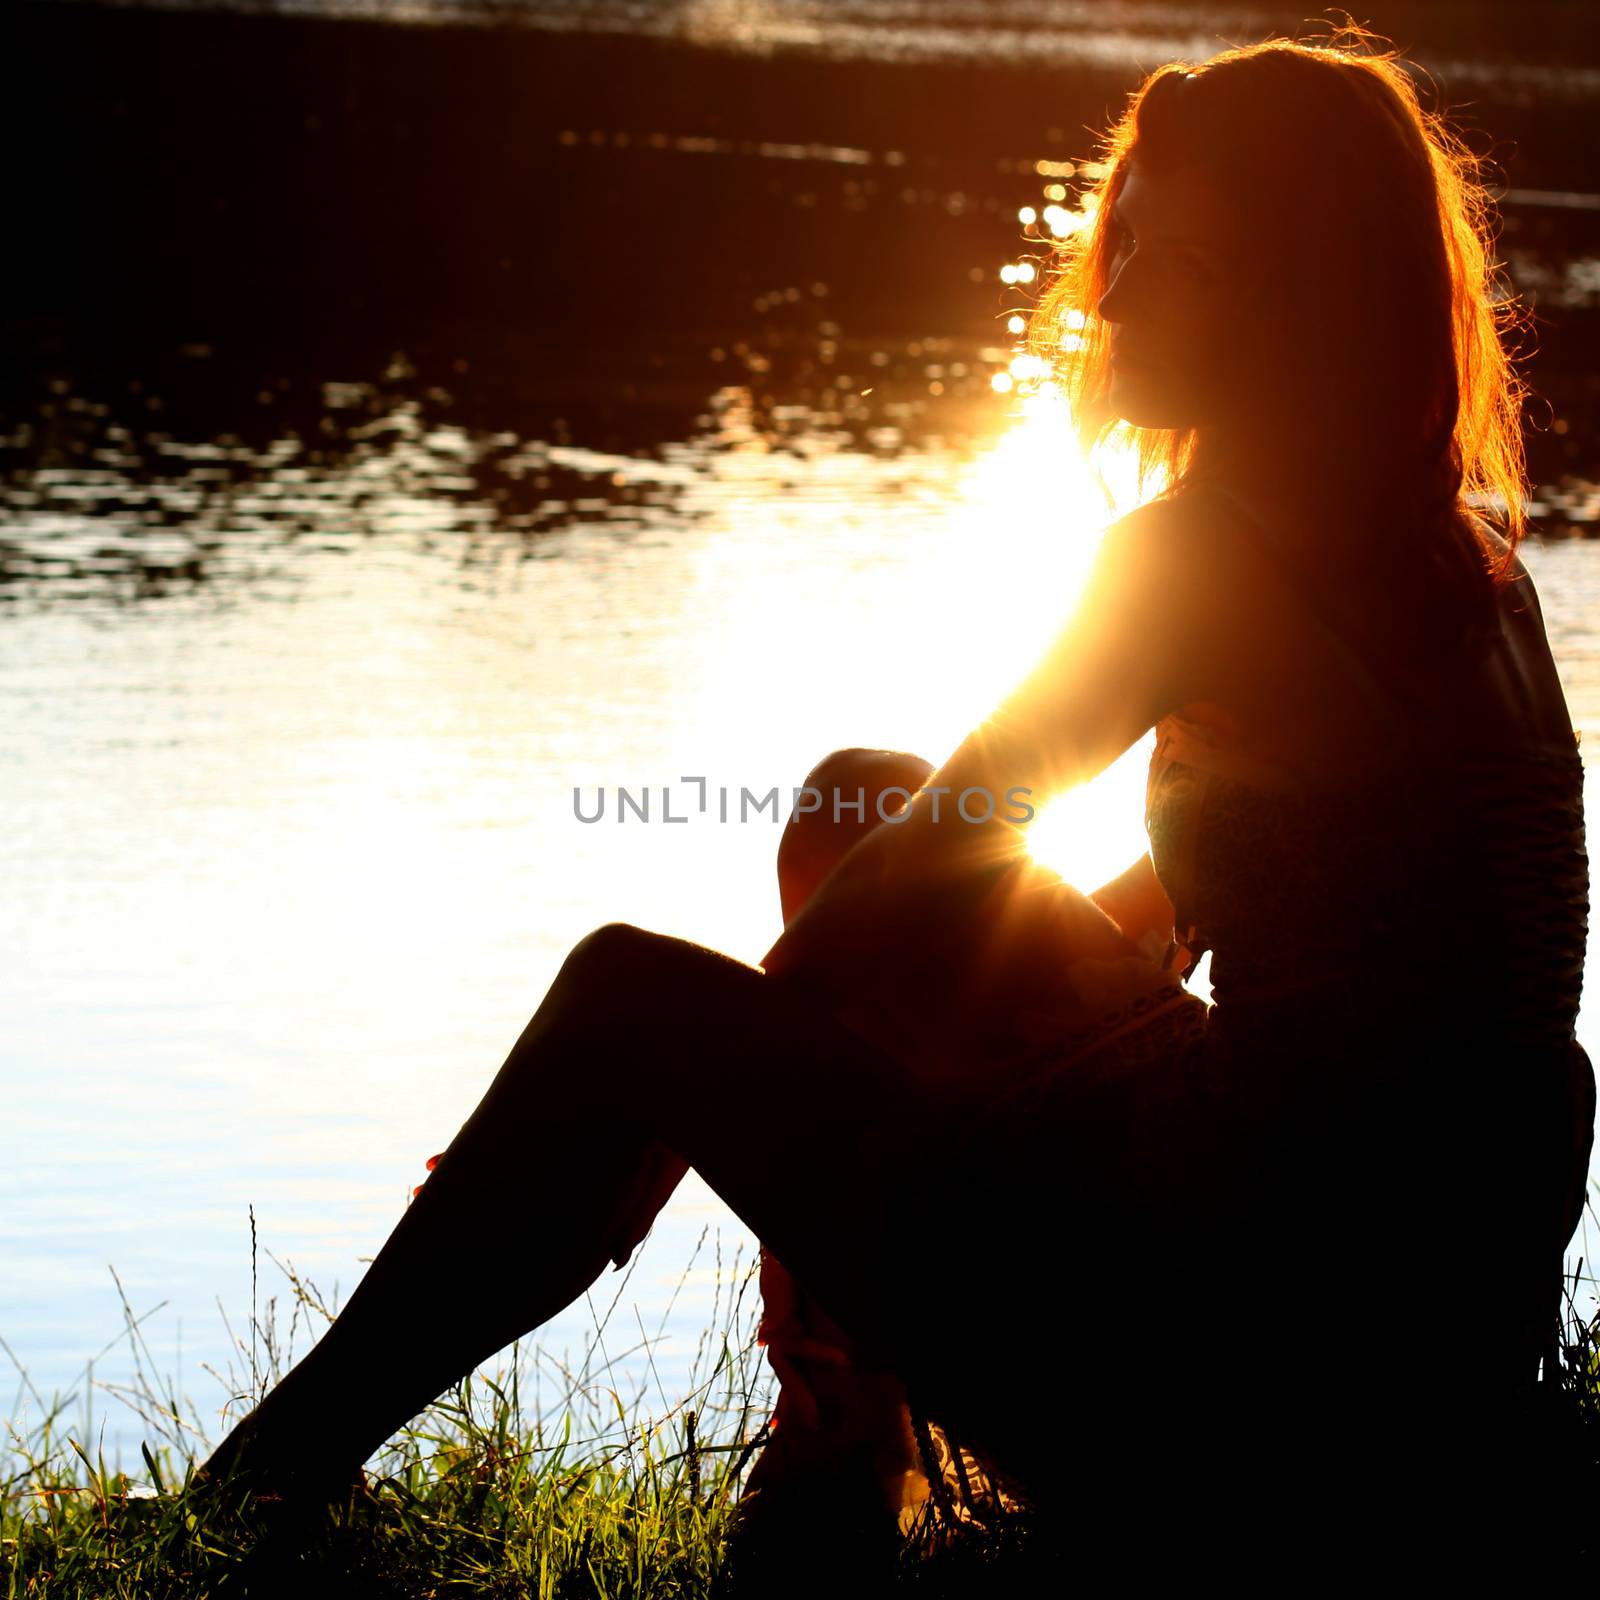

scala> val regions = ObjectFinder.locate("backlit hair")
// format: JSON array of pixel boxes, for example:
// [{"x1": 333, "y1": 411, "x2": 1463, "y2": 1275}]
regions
[{"x1": 1027, "y1": 19, "x2": 1532, "y2": 603}]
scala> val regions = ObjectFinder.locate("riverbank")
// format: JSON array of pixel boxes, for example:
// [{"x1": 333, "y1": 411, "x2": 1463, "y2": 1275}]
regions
[{"x1": 3, "y1": 1250, "x2": 1598, "y2": 1594}]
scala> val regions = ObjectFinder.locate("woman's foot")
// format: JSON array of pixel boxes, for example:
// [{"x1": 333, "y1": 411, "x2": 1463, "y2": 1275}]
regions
[{"x1": 727, "y1": 1249, "x2": 932, "y2": 1580}]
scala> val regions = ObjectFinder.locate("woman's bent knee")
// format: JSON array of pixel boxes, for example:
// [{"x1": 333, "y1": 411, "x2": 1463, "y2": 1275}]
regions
[
  {"x1": 800, "y1": 747, "x2": 933, "y2": 803},
  {"x1": 571, "y1": 919, "x2": 650, "y2": 964},
  {"x1": 544, "y1": 921, "x2": 658, "y2": 1014},
  {"x1": 777, "y1": 749, "x2": 934, "y2": 921},
  {"x1": 556, "y1": 923, "x2": 765, "y2": 1025}
]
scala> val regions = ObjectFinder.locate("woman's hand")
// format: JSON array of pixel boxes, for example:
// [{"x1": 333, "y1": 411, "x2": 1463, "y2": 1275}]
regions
[
  {"x1": 761, "y1": 789, "x2": 1025, "y2": 989},
  {"x1": 759, "y1": 795, "x2": 1052, "y2": 1086},
  {"x1": 1087, "y1": 851, "x2": 1175, "y2": 949}
]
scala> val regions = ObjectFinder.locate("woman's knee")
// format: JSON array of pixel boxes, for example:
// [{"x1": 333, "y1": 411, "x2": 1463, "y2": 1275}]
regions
[
  {"x1": 565, "y1": 919, "x2": 651, "y2": 974},
  {"x1": 554, "y1": 922, "x2": 764, "y2": 1027},
  {"x1": 530, "y1": 922, "x2": 677, "y2": 1096},
  {"x1": 542, "y1": 921, "x2": 661, "y2": 1023},
  {"x1": 777, "y1": 748, "x2": 934, "y2": 921},
  {"x1": 799, "y1": 746, "x2": 934, "y2": 804}
]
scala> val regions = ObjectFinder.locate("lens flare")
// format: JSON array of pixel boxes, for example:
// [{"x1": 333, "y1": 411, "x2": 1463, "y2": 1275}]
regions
[{"x1": 952, "y1": 386, "x2": 1154, "y2": 892}]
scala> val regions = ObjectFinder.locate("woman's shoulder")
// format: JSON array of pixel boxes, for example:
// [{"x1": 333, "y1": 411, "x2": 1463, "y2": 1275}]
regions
[
  {"x1": 1102, "y1": 487, "x2": 1337, "y2": 680},
  {"x1": 1444, "y1": 514, "x2": 1583, "y2": 756},
  {"x1": 1096, "y1": 488, "x2": 1272, "y2": 628},
  {"x1": 1105, "y1": 485, "x2": 1308, "y2": 605},
  {"x1": 1105, "y1": 485, "x2": 1247, "y2": 553},
  {"x1": 1472, "y1": 514, "x2": 1559, "y2": 638}
]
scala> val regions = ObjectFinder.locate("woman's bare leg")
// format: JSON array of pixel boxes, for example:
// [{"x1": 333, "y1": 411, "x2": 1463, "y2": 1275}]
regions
[
  {"x1": 205, "y1": 743, "x2": 1151, "y2": 1494},
  {"x1": 204, "y1": 920, "x2": 948, "y2": 1486}
]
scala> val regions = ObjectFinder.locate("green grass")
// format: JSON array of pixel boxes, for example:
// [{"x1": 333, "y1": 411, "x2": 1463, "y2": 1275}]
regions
[
  {"x1": 1, "y1": 1225, "x2": 783, "y2": 1598},
  {"x1": 4, "y1": 1216, "x2": 1598, "y2": 1597}
]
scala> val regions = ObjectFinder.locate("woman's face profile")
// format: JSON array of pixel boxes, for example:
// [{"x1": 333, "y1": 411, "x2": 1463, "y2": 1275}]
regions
[{"x1": 1096, "y1": 162, "x2": 1243, "y2": 431}]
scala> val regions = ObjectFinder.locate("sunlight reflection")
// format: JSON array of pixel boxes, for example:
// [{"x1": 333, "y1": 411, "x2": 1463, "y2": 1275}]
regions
[
  {"x1": 947, "y1": 385, "x2": 1153, "y2": 893},
  {"x1": 668, "y1": 377, "x2": 1158, "y2": 954}
]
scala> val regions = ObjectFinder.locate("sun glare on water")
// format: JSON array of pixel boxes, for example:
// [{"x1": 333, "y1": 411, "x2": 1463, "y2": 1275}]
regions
[
  {"x1": 946, "y1": 385, "x2": 1155, "y2": 895},
  {"x1": 672, "y1": 375, "x2": 1159, "y2": 962}
]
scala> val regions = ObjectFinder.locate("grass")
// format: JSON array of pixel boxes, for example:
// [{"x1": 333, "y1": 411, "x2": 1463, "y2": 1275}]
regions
[
  {"x1": 1, "y1": 1222, "x2": 779, "y2": 1598},
  {"x1": 3, "y1": 1213, "x2": 1598, "y2": 1597}
]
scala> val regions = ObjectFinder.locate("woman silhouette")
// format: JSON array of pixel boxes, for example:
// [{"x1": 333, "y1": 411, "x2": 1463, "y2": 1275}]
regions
[{"x1": 203, "y1": 26, "x2": 1591, "y2": 1571}]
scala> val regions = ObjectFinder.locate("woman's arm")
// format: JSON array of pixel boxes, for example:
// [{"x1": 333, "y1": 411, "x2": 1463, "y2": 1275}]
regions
[{"x1": 763, "y1": 499, "x2": 1210, "y2": 982}]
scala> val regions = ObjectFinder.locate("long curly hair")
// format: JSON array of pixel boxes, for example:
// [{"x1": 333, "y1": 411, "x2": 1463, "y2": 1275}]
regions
[{"x1": 1027, "y1": 19, "x2": 1532, "y2": 627}]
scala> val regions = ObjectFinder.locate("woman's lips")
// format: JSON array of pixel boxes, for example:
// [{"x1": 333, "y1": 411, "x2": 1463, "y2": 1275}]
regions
[{"x1": 1112, "y1": 350, "x2": 1157, "y2": 371}]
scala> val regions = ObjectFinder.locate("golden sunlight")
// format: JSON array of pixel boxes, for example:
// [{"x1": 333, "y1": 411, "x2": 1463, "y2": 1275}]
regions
[
  {"x1": 948, "y1": 386, "x2": 1153, "y2": 894},
  {"x1": 674, "y1": 376, "x2": 1157, "y2": 962}
]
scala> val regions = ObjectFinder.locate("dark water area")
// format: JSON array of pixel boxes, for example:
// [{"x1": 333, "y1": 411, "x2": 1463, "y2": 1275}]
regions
[{"x1": 6, "y1": 0, "x2": 1600, "y2": 526}]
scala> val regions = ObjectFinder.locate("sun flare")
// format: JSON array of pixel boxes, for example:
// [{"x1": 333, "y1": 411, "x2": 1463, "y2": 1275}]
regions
[
  {"x1": 672, "y1": 378, "x2": 1160, "y2": 962},
  {"x1": 946, "y1": 386, "x2": 1154, "y2": 894}
]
